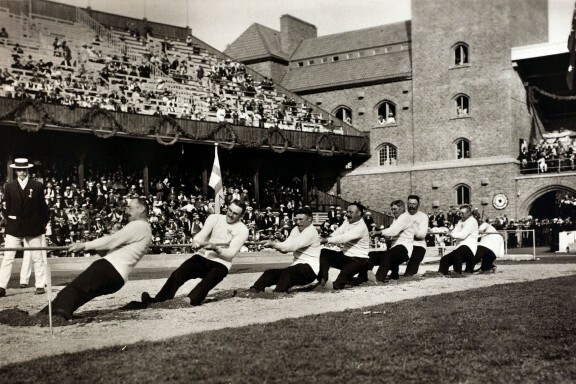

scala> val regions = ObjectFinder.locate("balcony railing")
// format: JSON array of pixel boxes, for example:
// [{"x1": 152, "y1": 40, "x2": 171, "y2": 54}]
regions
[{"x1": 0, "y1": 97, "x2": 370, "y2": 156}]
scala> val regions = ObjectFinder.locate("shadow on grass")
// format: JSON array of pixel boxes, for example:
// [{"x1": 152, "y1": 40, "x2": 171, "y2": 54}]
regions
[{"x1": 1, "y1": 275, "x2": 574, "y2": 383}]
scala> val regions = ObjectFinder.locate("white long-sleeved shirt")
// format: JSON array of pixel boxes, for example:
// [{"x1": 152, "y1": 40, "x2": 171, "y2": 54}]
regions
[
  {"x1": 450, "y1": 216, "x2": 479, "y2": 255},
  {"x1": 84, "y1": 220, "x2": 152, "y2": 282},
  {"x1": 478, "y1": 222, "x2": 504, "y2": 257},
  {"x1": 194, "y1": 214, "x2": 249, "y2": 270},
  {"x1": 381, "y1": 211, "x2": 416, "y2": 255},
  {"x1": 327, "y1": 218, "x2": 369, "y2": 258},
  {"x1": 411, "y1": 211, "x2": 429, "y2": 249},
  {"x1": 275, "y1": 224, "x2": 321, "y2": 273}
]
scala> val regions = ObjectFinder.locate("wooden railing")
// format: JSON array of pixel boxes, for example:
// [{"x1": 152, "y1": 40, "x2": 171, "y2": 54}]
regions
[
  {"x1": 309, "y1": 190, "x2": 392, "y2": 228},
  {"x1": 0, "y1": 97, "x2": 370, "y2": 156}
]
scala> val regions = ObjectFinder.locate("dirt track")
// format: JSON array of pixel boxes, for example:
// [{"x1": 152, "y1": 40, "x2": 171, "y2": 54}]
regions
[{"x1": 1, "y1": 263, "x2": 575, "y2": 367}]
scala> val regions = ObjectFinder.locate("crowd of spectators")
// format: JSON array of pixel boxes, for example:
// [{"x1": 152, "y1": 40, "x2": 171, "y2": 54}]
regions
[
  {"x1": 0, "y1": 165, "x2": 316, "y2": 255},
  {"x1": 0, "y1": 19, "x2": 340, "y2": 134},
  {"x1": 518, "y1": 134, "x2": 576, "y2": 174}
]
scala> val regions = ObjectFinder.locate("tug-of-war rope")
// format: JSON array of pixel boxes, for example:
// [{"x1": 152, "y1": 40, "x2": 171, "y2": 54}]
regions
[{"x1": 0, "y1": 99, "x2": 364, "y2": 156}]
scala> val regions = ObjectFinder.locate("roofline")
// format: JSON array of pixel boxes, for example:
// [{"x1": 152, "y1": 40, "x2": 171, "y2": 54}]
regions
[
  {"x1": 290, "y1": 42, "x2": 411, "y2": 61},
  {"x1": 511, "y1": 41, "x2": 568, "y2": 61},
  {"x1": 288, "y1": 73, "x2": 412, "y2": 95},
  {"x1": 241, "y1": 55, "x2": 290, "y2": 65},
  {"x1": 298, "y1": 20, "x2": 411, "y2": 44}
]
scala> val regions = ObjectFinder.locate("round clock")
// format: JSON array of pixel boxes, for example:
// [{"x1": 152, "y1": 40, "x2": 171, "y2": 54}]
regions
[{"x1": 492, "y1": 193, "x2": 508, "y2": 210}]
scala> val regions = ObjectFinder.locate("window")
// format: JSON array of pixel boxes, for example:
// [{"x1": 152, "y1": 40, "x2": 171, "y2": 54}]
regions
[
  {"x1": 454, "y1": 43, "x2": 469, "y2": 65},
  {"x1": 378, "y1": 143, "x2": 398, "y2": 166},
  {"x1": 321, "y1": 57, "x2": 328, "y2": 63},
  {"x1": 333, "y1": 106, "x2": 352, "y2": 124},
  {"x1": 332, "y1": 56, "x2": 339, "y2": 62},
  {"x1": 455, "y1": 138, "x2": 470, "y2": 159},
  {"x1": 456, "y1": 184, "x2": 470, "y2": 205},
  {"x1": 377, "y1": 101, "x2": 397, "y2": 125},
  {"x1": 454, "y1": 94, "x2": 470, "y2": 116},
  {"x1": 308, "y1": 60, "x2": 314, "y2": 66},
  {"x1": 298, "y1": 62, "x2": 303, "y2": 67}
]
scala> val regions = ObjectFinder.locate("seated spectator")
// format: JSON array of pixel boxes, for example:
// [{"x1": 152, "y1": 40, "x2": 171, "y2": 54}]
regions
[
  {"x1": 0, "y1": 27, "x2": 8, "y2": 39},
  {"x1": 12, "y1": 44, "x2": 23, "y2": 60}
]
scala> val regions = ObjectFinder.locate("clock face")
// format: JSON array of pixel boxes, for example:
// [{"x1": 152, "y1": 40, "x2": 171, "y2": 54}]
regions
[{"x1": 492, "y1": 193, "x2": 508, "y2": 210}]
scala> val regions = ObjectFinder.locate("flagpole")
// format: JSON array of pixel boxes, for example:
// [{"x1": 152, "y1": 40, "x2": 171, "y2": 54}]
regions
[{"x1": 209, "y1": 142, "x2": 223, "y2": 214}]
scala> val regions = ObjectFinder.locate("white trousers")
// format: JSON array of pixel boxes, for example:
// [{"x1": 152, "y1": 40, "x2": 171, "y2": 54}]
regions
[{"x1": 0, "y1": 234, "x2": 46, "y2": 289}]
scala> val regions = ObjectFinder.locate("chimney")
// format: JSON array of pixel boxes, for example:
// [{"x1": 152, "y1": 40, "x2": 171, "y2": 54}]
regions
[{"x1": 280, "y1": 15, "x2": 317, "y2": 55}]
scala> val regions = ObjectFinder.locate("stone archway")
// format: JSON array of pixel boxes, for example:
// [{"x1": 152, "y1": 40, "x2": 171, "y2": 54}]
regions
[{"x1": 519, "y1": 184, "x2": 576, "y2": 219}]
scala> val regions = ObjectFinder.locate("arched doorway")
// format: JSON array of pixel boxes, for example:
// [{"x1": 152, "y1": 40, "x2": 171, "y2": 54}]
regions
[
  {"x1": 520, "y1": 184, "x2": 576, "y2": 219},
  {"x1": 529, "y1": 191, "x2": 560, "y2": 220}
]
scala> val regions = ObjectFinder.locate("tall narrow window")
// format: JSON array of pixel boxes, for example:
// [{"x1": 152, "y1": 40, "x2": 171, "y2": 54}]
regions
[
  {"x1": 378, "y1": 143, "x2": 398, "y2": 166},
  {"x1": 454, "y1": 94, "x2": 470, "y2": 116},
  {"x1": 377, "y1": 101, "x2": 397, "y2": 125},
  {"x1": 456, "y1": 184, "x2": 470, "y2": 205},
  {"x1": 454, "y1": 43, "x2": 469, "y2": 65},
  {"x1": 455, "y1": 138, "x2": 470, "y2": 159},
  {"x1": 334, "y1": 106, "x2": 352, "y2": 124}
]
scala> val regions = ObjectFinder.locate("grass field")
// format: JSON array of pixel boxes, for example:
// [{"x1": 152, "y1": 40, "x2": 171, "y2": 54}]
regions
[{"x1": 1, "y1": 275, "x2": 574, "y2": 383}]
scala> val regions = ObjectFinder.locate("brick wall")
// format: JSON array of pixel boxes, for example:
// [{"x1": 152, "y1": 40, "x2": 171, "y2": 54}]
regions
[
  {"x1": 280, "y1": 15, "x2": 317, "y2": 56},
  {"x1": 304, "y1": 81, "x2": 414, "y2": 168}
]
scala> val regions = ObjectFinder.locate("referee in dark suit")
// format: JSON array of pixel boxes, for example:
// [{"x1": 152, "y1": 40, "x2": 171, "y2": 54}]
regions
[{"x1": 0, "y1": 158, "x2": 50, "y2": 297}]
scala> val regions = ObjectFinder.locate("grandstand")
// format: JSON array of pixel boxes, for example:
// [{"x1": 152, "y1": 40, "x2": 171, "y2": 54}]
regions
[{"x1": 0, "y1": 0, "x2": 392, "y2": 240}]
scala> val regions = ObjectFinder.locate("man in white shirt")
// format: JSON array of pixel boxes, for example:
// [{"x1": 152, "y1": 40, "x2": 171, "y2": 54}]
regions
[
  {"x1": 142, "y1": 200, "x2": 249, "y2": 306},
  {"x1": 438, "y1": 204, "x2": 479, "y2": 275},
  {"x1": 404, "y1": 195, "x2": 430, "y2": 276},
  {"x1": 250, "y1": 207, "x2": 320, "y2": 293},
  {"x1": 39, "y1": 198, "x2": 152, "y2": 320},
  {"x1": 368, "y1": 200, "x2": 415, "y2": 282},
  {"x1": 466, "y1": 213, "x2": 502, "y2": 274},
  {"x1": 318, "y1": 202, "x2": 370, "y2": 290}
]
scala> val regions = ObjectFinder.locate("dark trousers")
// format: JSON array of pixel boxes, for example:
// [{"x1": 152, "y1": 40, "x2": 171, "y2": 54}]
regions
[
  {"x1": 466, "y1": 245, "x2": 497, "y2": 272},
  {"x1": 42, "y1": 258, "x2": 124, "y2": 317},
  {"x1": 368, "y1": 245, "x2": 409, "y2": 282},
  {"x1": 251, "y1": 263, "x2": 316, "y2": 293},
  {"x1": 404, "y1": 246, "x2": 427, "y2": 276},
  {"x1": 154, "y1": 254, "x2": 228, "y2": 306},
  {"x1": 439, "y1": 245, "x2": 474, "y2": 274},
  {"x1": 318, "y1": 249, "x2": 370, "y2": 290}
]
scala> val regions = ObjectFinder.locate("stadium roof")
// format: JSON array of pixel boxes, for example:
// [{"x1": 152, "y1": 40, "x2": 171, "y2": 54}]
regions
[
  {"x1": 223, "y1": 23, "x2": 289, "y2": 62},
  {"x1": 281, "y1": 50, "x2": 412, "y2": 92},
  {"x1": 290, "y1": 21, "x2": 411, "y2": 61}
]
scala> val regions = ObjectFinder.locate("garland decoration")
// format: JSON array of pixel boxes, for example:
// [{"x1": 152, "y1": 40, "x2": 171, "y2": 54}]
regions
[
  {"x1": 154, "y1": 115, "x2": 181, "y2": 146},
  {"x1": 85, "y1": 108, "x2": 120, "y2": 139},
  {"x1": 315, "y1": 132, "x2": 335, "y2": 157},
  {"x1": 349, "y1": 134, "x2": 369, "y2": 155},
  {"x1": 259, "y1": 126, "x2": 289, "y2": 153},
  {"x1": 13, "y1": 99, "x2": 48, "y2": 132},
  {"x1": 206, "y1": 121, "x2": 237, "y2": 150},
  {"x1": 0, "y1": 99, "x2": 368, "y2": 155}
]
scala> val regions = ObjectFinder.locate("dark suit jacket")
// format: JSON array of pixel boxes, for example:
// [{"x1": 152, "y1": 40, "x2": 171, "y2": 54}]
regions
[{"x1": 4, "y1": 179, "x2": 50, "y2": 237}]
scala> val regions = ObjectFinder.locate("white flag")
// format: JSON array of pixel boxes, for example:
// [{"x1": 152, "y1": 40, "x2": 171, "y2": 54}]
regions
[{"x1": 209, "y1": 144, "x2": 223, "y2": 214}]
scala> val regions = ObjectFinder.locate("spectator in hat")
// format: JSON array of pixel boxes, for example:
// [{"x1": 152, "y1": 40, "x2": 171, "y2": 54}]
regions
[{"x1": 0, "y1": 158, "x2": 51, "y2": 298}]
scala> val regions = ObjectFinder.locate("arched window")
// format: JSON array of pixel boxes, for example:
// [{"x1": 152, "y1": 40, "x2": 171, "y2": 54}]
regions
[
  {"x1": 454, "y1": 43, "x2": 469, "y2": 65},
  {"x1": 454, "y1": 94, "x2": 470, "y2": 116},
  {"x1": 377, "y1": 101, "x2": 397, "y2": 125},
  {"x1": 455, "y1": 138, "x2": 470, "y2": 159},
  {"x1": 378, "y1": 143, "x2": 397, "y2": 166},
  {"x1": 456, "y1": 184, "x2": 470, "y2": 205},
  {"x1": 334, "y1": 106, "x2": 352, "y2": 124}
]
